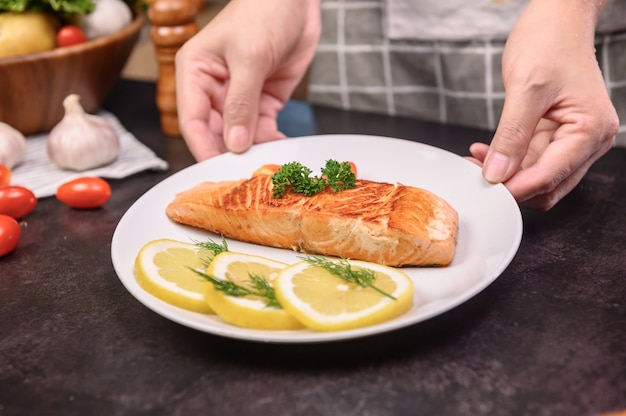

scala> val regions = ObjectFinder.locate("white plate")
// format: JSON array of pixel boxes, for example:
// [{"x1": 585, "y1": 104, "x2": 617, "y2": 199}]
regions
[{"x1": 111, "y1": 134, "x2": 522, "y2": 343}]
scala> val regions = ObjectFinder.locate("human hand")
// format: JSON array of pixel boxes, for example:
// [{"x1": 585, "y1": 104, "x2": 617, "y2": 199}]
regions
[
  {"x1": 468, "y1": 0, "x2": 618, "y2": 210},
  {"x1": 175, "y1": 0, "x2": 321, "y2": 161}
]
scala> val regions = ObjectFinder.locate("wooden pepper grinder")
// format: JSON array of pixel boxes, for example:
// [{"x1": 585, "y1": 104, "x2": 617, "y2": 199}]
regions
[{"x1": 148, "y1": 0, "x2": 200, "y2": 136}]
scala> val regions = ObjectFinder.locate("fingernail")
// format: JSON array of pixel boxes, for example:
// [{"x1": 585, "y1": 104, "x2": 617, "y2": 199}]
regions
[
  {"x1": 226, "y1": 125, "x2": 249, "y2": 153},
  {"x1": 484, "y1": 152, "x2": 509, "y2": 183}
]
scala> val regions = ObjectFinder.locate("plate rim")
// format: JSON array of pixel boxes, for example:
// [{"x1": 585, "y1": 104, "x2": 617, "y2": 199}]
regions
[{"x1": 111, "y1": 134, "x2": 523, "y2": 343}]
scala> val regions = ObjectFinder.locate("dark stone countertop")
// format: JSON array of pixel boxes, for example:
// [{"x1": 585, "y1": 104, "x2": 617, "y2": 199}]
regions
[{"x1": 1, "y1": 80, "x2": 624, "y2": 416}]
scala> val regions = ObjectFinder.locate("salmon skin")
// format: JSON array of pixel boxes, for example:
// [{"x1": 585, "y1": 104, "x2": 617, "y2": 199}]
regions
[{"x1": 166, "y1": 174, "x2": 458, "y2": 267}]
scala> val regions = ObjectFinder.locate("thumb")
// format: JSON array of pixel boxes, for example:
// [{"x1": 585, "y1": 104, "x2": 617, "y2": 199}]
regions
[
  {"x1": 484, "y1": 92, "x2": 545, "y2": 183},
  {"x1": 222, "y1": 65, "x2": 266, "y2": 153}
]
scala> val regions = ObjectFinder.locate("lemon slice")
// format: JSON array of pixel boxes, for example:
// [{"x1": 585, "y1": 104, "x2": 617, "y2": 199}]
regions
[
  {"x1": 134, "y1": 238, "x2": 214, "y2": 314},
  {"x1": 274, "y1": 258, "x2": 413, "y2": 331},
  {"x1": 205, "y1": 251, "x2": 304, "y2": 330}
]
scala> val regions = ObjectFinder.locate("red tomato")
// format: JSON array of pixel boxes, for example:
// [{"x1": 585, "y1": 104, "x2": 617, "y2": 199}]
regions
[
  {"x1": 0, "y1": 214, "x2": 21, "y2": 257},
  {"x1": 56, "y1": 25, "x2": 88, "y2": 48},
  {"x1": 252, "y1": 164, "x2": 282, "y2": 176},
  {"x1": 0, "y1": 165, "x2": 10, "y2": 187},
  {"x1": 56, "y1": 177, "x2": 111, "y2": 209},
  {"x1": 348, "y1": 161, "x2": 358, "y2": 177},
  {"x1": 254, "y1": 162, "x2": 357, "y2": 177},
  {"x1": 0, "y1": 186, "x2": 37, "y2": 219}
]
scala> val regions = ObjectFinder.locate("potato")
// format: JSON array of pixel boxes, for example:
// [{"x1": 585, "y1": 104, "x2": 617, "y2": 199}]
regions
[{"x1": 0, "y1": 12, "x2": 59, "y2": 59}]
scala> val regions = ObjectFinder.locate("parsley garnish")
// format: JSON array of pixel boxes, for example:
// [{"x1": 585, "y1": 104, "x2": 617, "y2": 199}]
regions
[
  {"x1": 271, "y1": 160, "x2": 356, "y2": 198},
  {"x1": 302, "y1": 256, "x2": 397, "y2": 300}
]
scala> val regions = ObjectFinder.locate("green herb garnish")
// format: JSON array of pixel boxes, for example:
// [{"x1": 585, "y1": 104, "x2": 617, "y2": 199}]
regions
[
  {"x1": 193, "y1": 236, "x2": 229, "y2": 266},
  {"x1": 271, "y1": 160, "x2": 356, "y2": 198},
  {"x1": 190, "y1": 269, "x2": 282, "y2": 309},
  {"x1": 190, "y1": 236, "x2": 280, "y2": 308},
  {"x1": 0, "y1": 0, "x2": 95, "y2": 19},
  {"x1": 302, "y1": 256, "x2": 397, "y2": 300}
]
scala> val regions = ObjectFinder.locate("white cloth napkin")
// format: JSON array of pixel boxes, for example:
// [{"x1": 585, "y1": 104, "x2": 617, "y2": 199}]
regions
[{"x1": 11, "y1": 111, "x2": 169, "y2": 199}]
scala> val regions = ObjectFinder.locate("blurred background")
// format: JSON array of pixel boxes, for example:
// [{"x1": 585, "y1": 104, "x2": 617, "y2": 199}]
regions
[{"x1": 122, "y1": 2, "x2": 224, "y2": 82}]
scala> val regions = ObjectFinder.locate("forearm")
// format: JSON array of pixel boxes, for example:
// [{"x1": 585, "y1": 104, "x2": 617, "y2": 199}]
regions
[
  {"x1": 228, "y1": 0, "x2": 321, "y2": 18},
  {"x1": 504, "y1": 0, "x2": 610, "y2": 77}
]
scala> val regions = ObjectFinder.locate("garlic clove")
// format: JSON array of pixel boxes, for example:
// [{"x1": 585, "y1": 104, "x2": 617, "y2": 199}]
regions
[
  {"x1": 78, "y1": 0, "x2": 133, "y2": 40},
  {"x1": 47, "y1": 94, "x2": 120, "y2": 171},
  {"x1": 0, "y1": 121, "x2": 27, "y2": 169}
]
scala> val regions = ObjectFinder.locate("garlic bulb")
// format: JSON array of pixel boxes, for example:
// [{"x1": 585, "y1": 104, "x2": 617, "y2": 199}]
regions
[
  {"x1": 47, "y1": 94, "x2": 120, "y2": 171},
  {"x1": 0, "y1": 121, "x2": 27, "y2": 169},
  {"x1": 78, "y1": 0, "x2": 133, "y2": 40}
]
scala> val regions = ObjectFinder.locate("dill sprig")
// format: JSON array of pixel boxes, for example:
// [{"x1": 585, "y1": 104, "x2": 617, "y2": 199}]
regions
[
  {"x1": 302, "y1": 256, "x2": 396, "y2": 300},
  {"x1": 189, "y1": 269, "x2": 282, "y2": 309},
  {"x1": 271, "y1": 160, "x2": 356, "y2": 198},
  {"x1": 192, "y1": 236, "x2": 229, "y2": 267}
]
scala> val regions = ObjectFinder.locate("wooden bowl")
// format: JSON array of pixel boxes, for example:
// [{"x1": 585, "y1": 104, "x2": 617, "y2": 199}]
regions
[{"x1": 0, "y1": 12, "x2": 144, "y2": 135}]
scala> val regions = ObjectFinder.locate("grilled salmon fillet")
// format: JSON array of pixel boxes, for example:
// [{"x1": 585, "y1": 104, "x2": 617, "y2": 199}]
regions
[{"x1": 166, "y1": 174, "x2": 458, "y2": 267}]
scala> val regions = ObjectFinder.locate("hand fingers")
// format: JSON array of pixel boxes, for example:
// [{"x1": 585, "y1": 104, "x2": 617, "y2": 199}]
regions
[
  {"x1": 180, "y1": 111, "x2": 227, "y2": 161},
  {"x1": 469, "y1": 118, "x2": 555, "y2": 166},
  {"x1": 175, "y1": 38, "x2": 228, "y2": 161},
  {"x1": 503, "y1": 126, "x2": 613, "y2": 209},
  {"x1": 468, "y1": 142, "x2": 489, "y2": 163},
  {"x1": 255, "y1": 113, "x2": 287, "y2": 144},
  {"x1": 471, "y1": 118, "x2": 615, "y2": 210},
  {"x1": 517, "y1": 119, "x2": 555, "y2": 170},
  {"x1": 483, "y1": 86, "x2": 553, "y2": 183},
  {"x1": 176, "y1": 90, "x2": 223, "y2": 161},
  {"x1": 221, "y1": 57, "x2": 269, "y2": 153},
  {"x1": 473, "y1": 120, "x2": 610, "y2": 209},
  {"x1": 464, "y1": 156, "x2": 483, "y2": 168},
  {"x1": 514, "y1": 143, "x2": 609, "y2": 210}
]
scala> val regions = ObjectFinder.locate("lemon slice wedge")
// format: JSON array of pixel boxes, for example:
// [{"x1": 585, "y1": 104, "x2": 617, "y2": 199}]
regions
[
  {"x1": 205, "y1": 251, "x2": 304, "y2": 330},
  {"x1": 274, "y1": 258, "x2": 413, "y2": 331},
  {"x1": 134, "y1": 238, "x2": 214, "y2": 314}
]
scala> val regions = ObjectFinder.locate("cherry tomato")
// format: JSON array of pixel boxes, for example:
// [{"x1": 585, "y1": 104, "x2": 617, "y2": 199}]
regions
[
  {"x1": 254, "y1": 162, "x2": 358, "y2": 177},
  {"x1": 0, "y1": 214, "x2": 21, "y2": 257},
  {"x1": 0, "y1": 165, "x2": 10, "y2": 187},
  {"x1": 56, "y1": 25, "x2": 88, "y2": 48},
  {"x1": 253, "y1": 164, "x2": 282, "y2": 176},
  {"x1": 348, "y1": 161, "x2": 358, "y2": 177},
  {"x1": 0, "y1": 186, "x2": 37, "y2": 219},
  {"x1": 56, "y1": 177, "x2": 111, "y2": 209}
]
